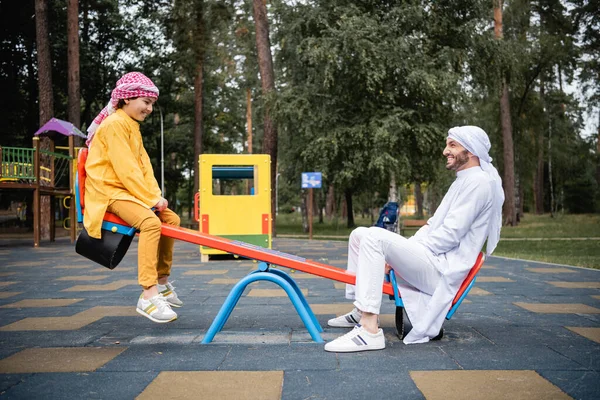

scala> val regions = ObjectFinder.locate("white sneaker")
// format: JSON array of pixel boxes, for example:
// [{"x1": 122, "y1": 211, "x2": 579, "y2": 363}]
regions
[
  {"x1": 324, "y1": 325, "x2": 386, "y2": 353},
  {"x1": 158, "y1": 281, "x2": 183, "y2": 308},
  {"x1": 327, "y1": 307, "x2": 362, "y2": 327},
  {"x1": 136, "y1": 294, "x2": 177, "y2": 323}
]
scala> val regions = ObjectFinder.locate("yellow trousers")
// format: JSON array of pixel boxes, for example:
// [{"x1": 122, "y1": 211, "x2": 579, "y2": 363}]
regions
[{"x1": 107, "y1": 200, "x2": 180, "y2": 289}]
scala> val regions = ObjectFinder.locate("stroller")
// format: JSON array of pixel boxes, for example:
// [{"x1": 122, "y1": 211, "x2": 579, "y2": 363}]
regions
[{"x1": 374, "y1": 201, "x2": 400, "y2": 233}]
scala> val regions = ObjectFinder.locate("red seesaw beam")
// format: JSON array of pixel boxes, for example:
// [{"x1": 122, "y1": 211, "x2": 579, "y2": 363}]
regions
[{"x1": 160, "y1": 224, "x2": 396, "y2": 296}]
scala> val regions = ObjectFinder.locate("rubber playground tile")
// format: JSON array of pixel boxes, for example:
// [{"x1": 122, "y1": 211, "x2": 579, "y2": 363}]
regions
[
  {"x1": 288, "y1": 273, "x2": 324, "y2": 279},
  {"x1": 0, "y1": 371, "x2": 158, "y2": 400},
  {"x1": 183, "y1": 269, "x2": 228, "y2": 275},
  {"x1": 61, "y1": 279, "x2": 138, "y2": 292},
  {"x1": 0, "y1": 298, "x2": 84, "y2": 308},
  {"x1": 308, "y1": 303, "x2": 355, "y2": 316},
  {"x1": 547, "y1": 281, "x2": 600, "y2": 289},
  {"x1": 53, "y1": 265, "x2": 92, "y2": 269},
  {"x1": 216, "y1": 344, "x2": 338, "y2": 371},
  {"x1": 0, "y1": 306, "x2": 137, "y2": 331},
  {"x1": 410, "y1": 370, "x2": 571, "y2": 400},
  {"x1": 208, "y1": 278, "x2": 241, "y2": 284},
  {"x1": 55, "y1": 275, "x2": 110, "y2": 281},
  {"x1": 282, "y1": 369, "x2": 424, "y2": 400},
  {"x1": 0, "y1": 347, "x2": 126, "y2": 373},
  {"x1": 137, "y1": 371, "x2": 283, "y2": 400},
  {"x1": 98, "y1": 344, "x2": 232, "y2": 372},
  {"x1": 6, "y1": 261, "x2": 46, "y2": 267},
  {"x1": 247, "y1": 288, "x2": 308, "y2": 297},
  {"x1": 89, "y1": 267, "x2": 134, "y2": 273},
  {"x1": 565, "y1": 327, "x2": 600, "y2": 344},
  {"x1": 476, "y1": 276, "x2": 515, "y2": 282},
  {"x1": 0, "y1": 329, "x2": 117, "y2": 349},
  {"x1": 539, "y1": 370, "x2": 600, "y2": 400},
  {"x1": 514, "y1": 302, "x2": 600, "y2": 314},
  {"x1": 442, "y1": 344, "x2": 586, "y2": 371},
  {"x1": 468, "y1": 287, "x2": 493, "y2": 296},
  {"x1": 525, "y1": 267, "x2": 579, "y2": 274},
  {"x1": 0, "y1": 292, "x2": 22, "y2": 299}
]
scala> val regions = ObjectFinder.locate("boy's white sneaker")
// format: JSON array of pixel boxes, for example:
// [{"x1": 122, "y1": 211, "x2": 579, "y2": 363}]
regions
[
  {"x1": 136, "y1": 294, "x2": 177, "y2": 323},
  {"x1": 158, "y1": 281, "x2": 183, "y2": 308},
  {"x1": 327, "y1": 307, "x2": 362, "y2": 327},
  {"x1": 324, "y1": 325, "x2": 386, "y2": 353}
]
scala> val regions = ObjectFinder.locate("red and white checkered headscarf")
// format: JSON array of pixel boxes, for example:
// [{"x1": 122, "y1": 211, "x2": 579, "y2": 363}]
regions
[{"x1": 86, "y1": 72, "x2": 159, "y2": 146}]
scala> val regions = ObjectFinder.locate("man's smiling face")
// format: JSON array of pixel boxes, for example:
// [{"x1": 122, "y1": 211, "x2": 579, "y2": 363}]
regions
[{"x1": 443, "y1": 138, "x2": 471, "y2": 171}]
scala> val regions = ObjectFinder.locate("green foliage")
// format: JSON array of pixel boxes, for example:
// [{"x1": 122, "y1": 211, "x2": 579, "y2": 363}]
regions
[{"x1": 1, "y1": 0, "x2": 597, "y2": 221}]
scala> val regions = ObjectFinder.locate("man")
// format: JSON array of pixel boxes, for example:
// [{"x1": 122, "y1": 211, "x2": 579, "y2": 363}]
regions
[
  {"x1": 325, "y1": 126, "x2": 504, "y2": 352},
  {"x1": 85, "y1": 72, "x2": 182, "y2": 324}
]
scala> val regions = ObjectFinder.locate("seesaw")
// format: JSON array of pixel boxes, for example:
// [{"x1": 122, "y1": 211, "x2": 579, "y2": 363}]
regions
[{"x1": 74, "y1": 149, "x2": 484, "y2": 343}]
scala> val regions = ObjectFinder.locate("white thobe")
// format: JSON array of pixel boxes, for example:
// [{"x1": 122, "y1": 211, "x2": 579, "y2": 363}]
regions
[{"x1": 345, "y1": 166, "x2": 494, "y2": 344}]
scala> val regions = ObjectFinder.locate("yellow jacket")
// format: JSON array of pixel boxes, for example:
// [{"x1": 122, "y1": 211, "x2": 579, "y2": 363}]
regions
[{"x1": 83, "y1": 109, "x2": 162, "y2": 238}]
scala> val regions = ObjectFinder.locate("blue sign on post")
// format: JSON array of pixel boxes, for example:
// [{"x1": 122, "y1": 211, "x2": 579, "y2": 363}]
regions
[{"x1": 301, "y1": 172, "x2": 322, "y2": 189}]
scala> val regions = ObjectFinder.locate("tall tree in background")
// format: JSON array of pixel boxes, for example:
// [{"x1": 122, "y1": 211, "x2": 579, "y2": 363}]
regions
[
  {"x1": 494, "y1": 0, "x2": 517, "y2": 226},
  {"x1": 192, "y1": 0, "x2": 206, "y2": 198},
  {"x1": 34, "y1": 0, "x2": 53, "y2": 242},
  {"x1": 67, "y1": 0, "x2": 80, "y2": 131},
  {"x1": 35, "y1": 0, "x2": 53, "y2": 127},
  {"x1": 67, "y1": 0, "x2": 80, "y2": 242},
  {"x1": 253, "y1": 0, "x2": 278, "y2": 235}
]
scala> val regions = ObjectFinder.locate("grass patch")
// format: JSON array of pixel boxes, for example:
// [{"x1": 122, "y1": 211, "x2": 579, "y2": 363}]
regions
[
  {"x1": 499, "y1": 213, "x2": 600, "y2": 238},
  {"x1": 493, "y1": 239, "x2": 600, "y2": 270},
  {"x1": 275, "y1": 212, "x2": 600, "y2": 269}
]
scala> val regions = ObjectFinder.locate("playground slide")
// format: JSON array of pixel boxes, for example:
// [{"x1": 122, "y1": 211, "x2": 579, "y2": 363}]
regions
[{"x1": 160, "y1": 223, "x2": 396, "y2": 296}]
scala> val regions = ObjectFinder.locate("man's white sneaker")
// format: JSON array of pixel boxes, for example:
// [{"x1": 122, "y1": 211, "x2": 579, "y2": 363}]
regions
[
  {"x1": 324, "y1": 325, "x2": 386, "y2": 353},
  {"x1": 136, "y1": 294, "x2": 177, "y2": 323},
  {"x1": 327, "y1": 307, "x2": 362, "y2": 327},
  {"x1": 158, "y1": 281, "x2": 183, "y2": 308}
]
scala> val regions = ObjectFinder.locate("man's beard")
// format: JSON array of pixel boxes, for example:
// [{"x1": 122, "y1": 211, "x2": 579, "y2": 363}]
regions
[{"x1": 446, "y1": 150, "x2": 469, "y2": 171}]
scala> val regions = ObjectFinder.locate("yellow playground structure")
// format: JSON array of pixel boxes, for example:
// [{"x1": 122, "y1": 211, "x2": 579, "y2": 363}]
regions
[{"x1": 196, "y1": 154, "x2": 272, "y2": 262}]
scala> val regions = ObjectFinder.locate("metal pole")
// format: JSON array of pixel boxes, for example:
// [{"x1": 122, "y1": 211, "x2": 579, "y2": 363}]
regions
[
  {"x1": 159, "y1": 104, "x2": 165, "y2": 194},
  {"x1": 308, "y1": 188, "x2": 313, "y2": 240}
]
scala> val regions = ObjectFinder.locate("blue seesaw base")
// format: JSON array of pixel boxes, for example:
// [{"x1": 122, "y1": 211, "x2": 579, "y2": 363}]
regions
[{"x1": 202, "y1": 262, "x2": 324, "y2": 344}]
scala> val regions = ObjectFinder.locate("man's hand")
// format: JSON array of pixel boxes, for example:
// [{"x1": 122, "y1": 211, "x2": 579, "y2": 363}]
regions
[
  {"x1": 153, "y1": 197, "x2": 168, "y2": 212},
  {"x1": 385, "y1": 263, "x2": 392, "y2": 274}
]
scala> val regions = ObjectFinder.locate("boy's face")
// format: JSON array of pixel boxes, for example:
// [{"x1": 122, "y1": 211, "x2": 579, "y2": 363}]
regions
[{"x1": 123, "y1": 97, "x2": 157, "y2": 122}]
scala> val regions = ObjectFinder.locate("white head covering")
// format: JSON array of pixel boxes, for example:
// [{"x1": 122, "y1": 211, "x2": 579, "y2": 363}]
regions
[{"x1": 448, "y1": 126, "x2": 504, "y2": 255}]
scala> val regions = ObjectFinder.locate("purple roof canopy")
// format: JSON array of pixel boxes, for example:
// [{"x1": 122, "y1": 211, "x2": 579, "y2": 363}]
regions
[{"x1": 34, "y1": 118, "x2": 87, "y2": 139}]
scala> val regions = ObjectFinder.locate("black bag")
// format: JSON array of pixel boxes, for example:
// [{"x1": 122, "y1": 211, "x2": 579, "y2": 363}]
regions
[{"x1": 75, "y1": 227, "x2": 134, "y2": 269}]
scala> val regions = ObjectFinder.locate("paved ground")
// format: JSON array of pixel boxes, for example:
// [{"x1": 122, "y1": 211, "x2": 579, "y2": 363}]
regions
[{"x1": 0, "y1": 237, "x2": 598, "y2": 399}]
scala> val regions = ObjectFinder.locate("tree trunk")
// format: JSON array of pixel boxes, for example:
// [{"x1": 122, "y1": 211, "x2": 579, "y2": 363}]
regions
[
  {"x1": 494, "y1": 0, "x2": 517, "y2": 226},
  {"x1": 388, "y1": 172, "x2": 397, "y2": 202},
  {"x1": 67, "y1": 0, "x2": 80, "y2": 242},
  {"x1": 192, "y1": 0, "x2": 205, "y2": 198},
  {"x1": 534, "y1": 129, "x2": 544, "y2": 214},
  {"x1": 35, "y1": 0, "x2": 53, "y2": 242},
  {"x1": 596, "y1": 112, "x2": 600, "y2": 189},
  {"x1": 35, "y1": 0, "x2": 53, "y2": 127},
  {"x1": 345, "y1": 189, "x2": 355, "y2": 228},
  {"x1": 301, "y1": 191, "x2": 308, "y2": 233},
  {"x1": 326, "y1": 184, "x2": 335, "y2": 219},
  {"x1": 253, "y1": 0, "x2": 278, "y2": 236},
  {"x1": 414, "y1": 181, "x2": 424, "y2": 218},
  {"x1": 67, "y1": 0, "x2": 80, "y2": 130},
  {"x1": 246, "y1": 88, "x2": 252, "y2": 153}
]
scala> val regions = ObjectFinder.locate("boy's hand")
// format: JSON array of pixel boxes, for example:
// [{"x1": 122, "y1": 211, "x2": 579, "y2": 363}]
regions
[
  {"x1": 385, "y1": 263, "x2": 392, "y2": 274},
  {"x1": 154, "y1": 197, "x2": 168, "y2": 212}
]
